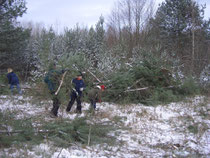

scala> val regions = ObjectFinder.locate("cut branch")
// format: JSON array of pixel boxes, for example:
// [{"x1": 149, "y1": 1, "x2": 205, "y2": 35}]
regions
[
  {"x1": 55, "y1": 71, "x2": 67, "y2": 95},
  {"x1": 129, "y1": 78, "x2": 143, "y2": 89},
  {"x1": 88, "y1": 125, "x2": 91, "y2": 146},
  {"x1": 124, "y1": 87, "x2": 149, "y2": 92},
  {"x1": 87, "y1": 69, "x2": 102, "y2": 83},
  {"x1": 0, "y1": 130, "x2": 55, "y2": 134}
]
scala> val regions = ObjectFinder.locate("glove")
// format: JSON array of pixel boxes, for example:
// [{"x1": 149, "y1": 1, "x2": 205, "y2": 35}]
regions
[{"x1": 80, "y1": 88, "x2": 84, "y2": 91}]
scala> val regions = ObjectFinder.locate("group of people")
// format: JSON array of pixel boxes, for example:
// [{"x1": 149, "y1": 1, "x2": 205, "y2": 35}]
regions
[
  {"x1": 6, "y1": 65, "x2": 105, "y2": 118},
  {"x1": 44, "y1": 63, "x2": 105, "y2": 118},
  {"x1": 6, "y1": 64, "x2": 105, "y2": 118}
]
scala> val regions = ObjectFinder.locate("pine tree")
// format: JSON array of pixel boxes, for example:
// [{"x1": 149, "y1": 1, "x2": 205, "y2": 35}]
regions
[
  {"x1": 151, "y1": 0, "x2": 209, "y2": 74},
  {"x1": 0, "y1": 0, "x2": 30, "y2": 70}
]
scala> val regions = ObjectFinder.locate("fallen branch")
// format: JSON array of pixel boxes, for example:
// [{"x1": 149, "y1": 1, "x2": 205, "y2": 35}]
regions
[
  {"x1": 124, "y1": 85, "x2": 176, "y2": 93},
  {"x1": 57, "y1": 148, "x2": 64, "y2": 158},
  {"x1": 0, "y1": 130, "x2": 55, "y2": 134},
  {"x1": 0, "y1": 84, "x2": 7, "y2": 87},
  {"x1": 88, "y1": 125, "x2": 91, "y2": 146},
  {"x1": 87, "y1": 69, "x2": 101, "y2": 83},
  {"x1": 124, "y1": 87, "x2": 149, "y2": 92},
  {"x1": 0, "y1": 84, "x2": 36, "y2": 90},
  {"x1": 129, "y1": 78, "x2": 143, "y2": 89}
]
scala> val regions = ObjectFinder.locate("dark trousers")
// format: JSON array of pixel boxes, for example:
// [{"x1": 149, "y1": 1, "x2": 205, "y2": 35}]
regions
[
  {"x1": 90, "y1": 99, "x2": 96, "y2": 109},
  {"x1": 51, "y1": 96, "x2": 60, "y2": 116},
  {"x1": 10, "y1": 84, "x2": 22, "y2": 94},
  {"x1": 66, "y1": 91, "x2": 82, "y2": 112}
]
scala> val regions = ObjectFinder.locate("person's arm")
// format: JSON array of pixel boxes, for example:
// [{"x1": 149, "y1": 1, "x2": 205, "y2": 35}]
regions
[
  {"x1": 79, "y1": 80, "x2": 85, "y2": 91},
  {"x1": 71, "y1": 79, "x2": 76, "y2": 88},
  {"x1": 71, "y1": 79, "x2": 79, "y2": 95}
]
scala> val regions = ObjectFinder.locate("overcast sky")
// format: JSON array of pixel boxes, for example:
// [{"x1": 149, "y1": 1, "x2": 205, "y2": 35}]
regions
[{"x1": 18, "y1": 0, "x2": 210, "y2": 31}]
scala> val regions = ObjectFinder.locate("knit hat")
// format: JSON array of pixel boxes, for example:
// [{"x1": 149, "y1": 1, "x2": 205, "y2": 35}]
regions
[
  {"x1": 100, "y1": 85, "x2": 105, "y2": 90},
  {"x1": 96, "y1": 85, "x2": 105, "y2": 90}
]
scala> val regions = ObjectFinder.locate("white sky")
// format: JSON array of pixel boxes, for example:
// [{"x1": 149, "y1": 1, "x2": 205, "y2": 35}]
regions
[{"x1": 18, "y1": 0, "x2": 210, "y2": 30}]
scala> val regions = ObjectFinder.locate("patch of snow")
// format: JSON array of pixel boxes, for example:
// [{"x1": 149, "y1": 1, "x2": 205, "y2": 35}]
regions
[{"x1": 0, "y1": 95, "x2": 209, "y2": 157}]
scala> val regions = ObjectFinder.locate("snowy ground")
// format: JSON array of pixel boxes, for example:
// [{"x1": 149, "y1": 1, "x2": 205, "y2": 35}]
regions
[{"x1": 0, "y1": 95, "x2": 209, "y2": 158}]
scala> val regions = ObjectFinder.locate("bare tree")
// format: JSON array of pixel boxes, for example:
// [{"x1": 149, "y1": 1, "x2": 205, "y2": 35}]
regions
[{"x1": 107, "y1": 0, "x2": 155, "y2": 59}]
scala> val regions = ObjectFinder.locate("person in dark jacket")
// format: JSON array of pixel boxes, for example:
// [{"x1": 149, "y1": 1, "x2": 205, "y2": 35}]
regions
[
  {"x1": 44, "y1": 63, "x2": 65, "y2": 117},
  {"x1": 88, "y1": 85, "x2": 105, "y2": 111},
  {"x1": 66, "y1": 73, "x2": 85, "y2": 114},
  {"x1": 7, "y1": 68, "x2": 22, "y2": 95}
]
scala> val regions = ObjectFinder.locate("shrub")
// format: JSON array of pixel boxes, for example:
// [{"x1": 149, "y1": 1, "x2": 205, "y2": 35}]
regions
[
  {"x1": 146, "y1": 88, "x2": 178, "y2": 105},
  {"x1": 0, "y1": 74, "x2": 9, "y2": 95},
  {"x1": 178, "y1": 77, "x2": 200, "y2": 95},
  {"x1": 104, "y1": 52, "x2": 179, "y2": 104}
]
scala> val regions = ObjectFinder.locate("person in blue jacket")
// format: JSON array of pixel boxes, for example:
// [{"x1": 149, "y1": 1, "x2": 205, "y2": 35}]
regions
[
  {"x1": 66, "y1": 73, "x2": 85, "y2": 114},
  {"x1": 7, "y1": 68, "x2": 22, "y2": 95}
]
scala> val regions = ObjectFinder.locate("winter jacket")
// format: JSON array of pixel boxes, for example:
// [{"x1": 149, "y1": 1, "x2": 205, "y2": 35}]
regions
[
  {"x1": 72, "y1": 78, "x2": 85, "y2": 96},
  {"x1": 44, "y1": 69, "x2": 64, "y2": 93},
  {"x1": 88, "y1": 87, "x2": 102, "y2": 102},
  {"x1": 7, "y1": 72, "x2": 20, "y2": 85}
]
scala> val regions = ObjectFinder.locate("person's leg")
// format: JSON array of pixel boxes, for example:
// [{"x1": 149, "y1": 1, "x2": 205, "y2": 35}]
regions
[
  {"x1": 90, "y1": 99, "x2": 93, "y2": 109},
  {"x1": 66, "y1": 92, "x2": 76, "y2": 112},
  {"x1": 16, "y1": 84, "x2": 22, "y2": 94},
  {"x1": 51, "y1": 96, "x2": 60, "y2": 116},
  {"x1": 90, "y1": 99, "x2": 96, "y2": 110},
  {"x1": 76, "y1": 96, "x2": 82, "y2": 113},
  {"x1": 93, "y1": 101, "x2": 96, "y2": 109},
  {"x1": 10, "y1": 84, "x2": 14, "y2": 95}
]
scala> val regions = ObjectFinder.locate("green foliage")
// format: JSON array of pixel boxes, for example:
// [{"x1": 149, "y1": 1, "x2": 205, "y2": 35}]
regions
[
  {"x1": 0, "y1": 112, "x2": 43, "y2": 147},
  {"x1": 0, "y1": 0, "x2": 30, "y2": 70},
  {"x1": 59, "y1": 53, "x2": 90, "y2": 72},
  {"x1": 153, "y1": 0, "x2": 205, "y2": 48},
  {"x1": 187, "y1": 125, "x2": 198, "y2": 134},
  {"x1": 105, "y1": 51, "x2": 177, "y2": 104},
  {"x1": 0, "y1": 74, "x2": 10, "y2": 95},
  {"x1": 150, "y1": 0, "x2": 209, "y2": 75},
  {"x1": 178, "y1": 77, "x2": 200, "y2": 95},
  {"x1": 0, "y1": 111, "x2": 116, "y2": 148},
  {"x1": 104, "y1": 50, "x2": 201, "y2": 105},
  {"x1": 146, "y1": 88, "x2": 178, "y2": 105},
  {"x1": 44, "y1": 117, "x2": 116, "y2": 147}
]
